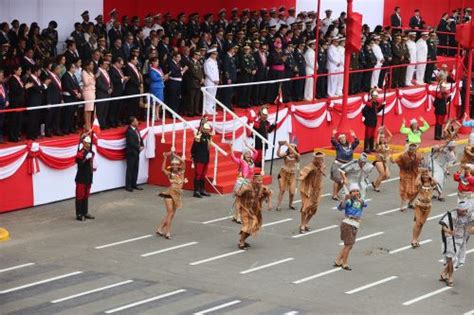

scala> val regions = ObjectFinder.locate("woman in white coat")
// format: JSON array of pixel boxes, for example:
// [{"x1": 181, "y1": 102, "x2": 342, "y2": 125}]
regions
[
  {"x1": 203, "y1": 48, "x2": 220, "y2": 115},
  {"x1": 415, "y1": 32, "x2": 429, "y2": 85},
  {"x1": 304, "y1": 40, "x2": 316, "y2": 101}
]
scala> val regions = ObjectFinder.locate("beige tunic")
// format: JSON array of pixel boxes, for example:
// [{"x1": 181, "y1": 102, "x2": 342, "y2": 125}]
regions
[
  {"x1": 395, "y1": 152, "x2": 423, "y2": 201},
  {"x1": 299, "y1": 163, "x2": 324, "y2": 216},
  {"x1": 237, "y1": 184, "x2": 271, "y2": 236},
  {"x1": 159, "y1": 171, "x2": 185, "y2": 209}
]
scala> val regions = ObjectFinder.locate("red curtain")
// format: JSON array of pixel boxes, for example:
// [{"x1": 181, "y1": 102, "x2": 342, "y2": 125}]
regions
[
  {"x1": 383, "y1": 0, "x2": 474, "y2": 29},
  {"x1": 103, "y1": 0, "x2": 296, "y2": 21}
]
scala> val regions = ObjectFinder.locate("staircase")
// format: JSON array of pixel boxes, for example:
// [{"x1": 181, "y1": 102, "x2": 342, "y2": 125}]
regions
[{"x1": 148, "y1": 128, "x2": 272, "y2": 194}]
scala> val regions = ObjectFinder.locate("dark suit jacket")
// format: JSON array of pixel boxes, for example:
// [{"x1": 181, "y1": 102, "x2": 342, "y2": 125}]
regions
[
  {"x1": 61, "y1": 72, "x2": 80, "y2": 102},
  {"x1": 123, "y1": 64, "x2": 141, "y2": 95},
  {"x1": 26, "y1": 78, "x2": 44, "y2": 107},
  {"x1": 390, "y1": 13, "x2": 402, "y2": 27},
  {"x1": 8, "y1": 77, "x2": 25, "y2": 108},
  {"x1": 186, "y1": 59, "x2": 203, "y2": 89},
  {"x1": 409, "y1": 16, "x2": 422, "y2": 29},
  {"x1": 46, "y1": 77, "x2": 62, "y2": 104},
  {"x1": 254, "y1": 51, "x2": 268, "y2": 80},
  {"x1": 222, "y1": 53, "x2": 237, "y2": 83},
  {"x1": 109, "y1": 66, "x2": 124, "y2": 97},
  {"x1": 125, "y1": 126, "x2": 143, "y2": 157},
  {"x1": 96, "y1": 70, "x2": 112, "y2": 99}
]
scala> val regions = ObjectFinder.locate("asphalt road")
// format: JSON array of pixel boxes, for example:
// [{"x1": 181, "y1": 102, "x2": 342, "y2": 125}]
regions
[{"x1": 0, "y1": 151, "x2": 473, "y2": 315}]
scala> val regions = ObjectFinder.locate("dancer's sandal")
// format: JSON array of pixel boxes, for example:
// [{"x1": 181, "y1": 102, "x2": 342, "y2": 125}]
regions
[
  {"x1": 238, "y1": 244, "x2": 247, "y2": 250},
  {"x1": 333, "y1": 262, "x2": 342, "y2": 267},
  {"x1": 305, "y1": 226, "x2": 311, "y2": 231},
  {"x1": 156, "y1": 230, "x2": 164, "y2": 237},
  {"x1": 447, "y1": 280, "x2": 454, "y2": 287},
  {"x1": 299, "y1": 228, "x2": 306, "y2": 234},
  {"x1": 342, "y1": 265, "x2": 352, "y2": 271},
  {"x1": 439, "y1": 274, "x2": 448, "y2": 282},
  {"x1": 289, "y1": 205, "x2": 296, "y2": 210},
  {"x1": 244, "y1": 242, "x2": 251, "y2": 248},
  {"x1": 164, "y1": 234, "x2": 172, "y2": 240}
]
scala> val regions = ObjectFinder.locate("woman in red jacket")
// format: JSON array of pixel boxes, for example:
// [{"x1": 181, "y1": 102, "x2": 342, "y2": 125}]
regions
[{"x1": 453, "y1": 164, "x2": 474, "y2": 200}]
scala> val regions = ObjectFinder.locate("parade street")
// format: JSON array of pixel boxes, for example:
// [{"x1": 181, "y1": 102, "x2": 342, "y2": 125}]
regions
[{"x1": 0, "y1": 152, "x2": 473, "y2": 315}]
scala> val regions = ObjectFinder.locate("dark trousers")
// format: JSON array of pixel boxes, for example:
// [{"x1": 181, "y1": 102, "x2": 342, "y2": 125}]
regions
[
  {"x1": 364, "y1": 126, "x2": 376, "y2": 152},
  {"x1": 45, "y1": 107, "x2": 61, "y2": 135},
  {"x1": 361, "y1": 69, "x2": 373, "y2": 92},
  {"x1": 96, "y1": 99, "x2": 109, "y2": 128},
  {"x1": 238, "y1": 74, "x2": 253, "y2": 107},
  {"x1": 292, "y1": 76, "x2": 305, "y2": 101},
  {"x1": 62, "y1": 97, "x2": 77, "y2": 133},
  {"x1": 349, "y1": 72, "x2": 362, "y2": 95},
  {"x1": 8, "y1": 111, "x2": 23, "y2": 141},
  {"x1": 185, "y1": 88, "x2": 201, "y2": 115},
  {"x1": 75, "y1": 183, "x2": 91, "y2": 217},
  {"x1": 220, "y1": 86, "x2": 234, "y2": 110},
  {"x1": 266, "y1": 70, "x2": 285, "y2": 103},
  {"x1": 282, "y1": 74, "x2": 293, "y2": 103},
  {"x1": 125, "y1": 153, "x2": 139, "y2": 189},
  {"x1": 0, "y1": 111, "x2": 4, "y2": 139},
  {"x1": 424, "y1": 62, "x2": 435, "y2": 83},
  {"x1": 398, "y1": 65, "x2": 407, "y2": 87},
  {"x1": 316, "y1": 71, "x2": 328, "y2": 99},
  {"x1": 166, "y1": 81, "x2": 181, "y2": 113},
  {"x1": 108, "y1": 99, "x2": 121, "y2": 127},
  {"x1": 126, "y1": 97, "x2": 140, "y2": 121},
  {"x1": 251, "y1": 75, "x2": 267, "y2": 105},
  {"x1": 26, "y1": 109, "x2": 40, "y2": 139}
]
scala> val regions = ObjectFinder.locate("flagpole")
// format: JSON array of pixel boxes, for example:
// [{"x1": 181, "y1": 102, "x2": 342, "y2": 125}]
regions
[{"x1": 269, "y1": 83, "x2": 282, "y2": 176}]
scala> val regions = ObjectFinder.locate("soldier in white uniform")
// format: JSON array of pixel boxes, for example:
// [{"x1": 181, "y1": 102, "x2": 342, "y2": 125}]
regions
[
  {"x1": 371, "y1": 36, "x2": 384, "y2": 88},
  {"x1": 327, "y1": 37, "x2": 343, "y2": 97},
  {"x1": 203, "y1": 48, "x2": 220, "y2": 115},
  {"x1": 304, "y1": 40, "x2": 316, "y2": 101},
  {"x1": 336, "y1": 38, "x2": 346, "y2": 96},
  {"x1": 405, "y1": 32, "x2": 417, "y2": 86},
  {"x1": 321, "y1": 10, "x2": 333, "y2": 36},
  {"x1": 416, "y1": 32, "x2": 429, "y2": 85},
  {"x1": 286, "y1": 7, "x2": 296, "y2": 26}
]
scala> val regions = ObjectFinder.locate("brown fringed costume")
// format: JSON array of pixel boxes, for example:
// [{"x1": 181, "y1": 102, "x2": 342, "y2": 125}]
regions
[
  {"x1": 395, "y1": 151, "x2": 423, "y2": 201},
  {"x1": 461, "y1": 145, "x2": 474, "y2": 165},
  {"x1": 299, "y1": 154, "x2": 325, "y2": 217},
  {"x1": 159, "y1": 171, "x2": 185, "y2": 209},
  {"x1": 236, "y1": 183, "x2": 272, "y2": 236}
]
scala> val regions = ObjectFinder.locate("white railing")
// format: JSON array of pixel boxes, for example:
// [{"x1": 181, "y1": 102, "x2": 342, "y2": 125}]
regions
[
  {"x1": 201, "y1": 86, "x2": 274, "y2": 175},
  {"x1": 1, "y1": 92, "x2": 228, "y2": 185},
  {"x1": 149, "y1": 94, "x2": 227, "y2": 185}
]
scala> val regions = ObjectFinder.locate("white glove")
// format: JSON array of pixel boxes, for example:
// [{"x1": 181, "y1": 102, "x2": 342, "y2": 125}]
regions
[{"x1": 85, "y1": 152, "x2": 93, "y2": 160}]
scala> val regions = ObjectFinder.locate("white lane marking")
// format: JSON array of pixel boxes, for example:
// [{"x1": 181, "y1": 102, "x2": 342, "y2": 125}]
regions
[
  {"x1": 194, "y1": 299, "x2": 241, "y2": 314},
  {"x1": 382, "y1": 177, "x2": 400, "y2": 183},
  {"x1": 0, "y1": 271, "x2": 83, "y2": 294},
  {"x1": 262, "y1": 218, "x2": 293, "y2": 227},
  {"x1": 294, "y1": 193, "x2": 330, "y2": 204},
  {"x1": 402, "y1": 287, "x2": 452, "y2": 306},
  {"x1": 141, "y1": 242, "x2": 198, "y2": 257},
  {"x1": 284, "y1": 312, "x2": 299, "y2": 315},
  {"x1": 104, "y1": 289, "x2": 186, "y2": 314},
  {"x1": 0, "y1": 263, "x2": 35, "y2": 273},
  {"x1": 292, "y1": 225, "x2": 339, "y2": 239},
  {"x1": 189, "y1": 250, "x2": 245, "y2": 266},
  {"x1": 240, "y1": 258, "x2": 294, "y2": 274},
  {"x1": 332, "y1": 199, "x2": 371, "y2": 209},
  {"x1": 377, "y1": 207, "x2": 403, "y2": 216},
  {"x1": 345, "y1": 276, "x2": 398, "y2": 294},
  {"x1": 292, "y1": 268, "x2": 342, "y2": 285},
  {"x1": 51, "y1": 280, "x2": 133, "y2": 303},
  {"x1": 464, "y1": 310, "x2": 474, "y2": 315},
  {"x1": 389, "y1": 240, "x2": 432, "y2": 254},
  {"x1": 427, "y1": 213, "x2": 444, "y2": 221},
  {"x1": 95, "y1": 235, "x2": 153, "y2": 249},
  {"x1": 338, "y1": 232, "x2": 384, "y2": 245},
  {"x1": 447, "y1": 192, "x2": 458, "y2": 197},
  {"x1": 202, "y1": 216, "x2": 233, "y2": 224}
]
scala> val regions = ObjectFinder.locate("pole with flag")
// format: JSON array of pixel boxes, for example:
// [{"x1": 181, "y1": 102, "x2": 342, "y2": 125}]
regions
[
  {"x1": 269, "y1": 83, "x2": 282, "y2": 176},
  {"x1": 381, "y1": 72, "x2": 389, "y2": 126}
]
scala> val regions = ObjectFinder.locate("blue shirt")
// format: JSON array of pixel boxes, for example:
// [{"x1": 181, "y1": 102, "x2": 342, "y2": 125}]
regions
[
  {"x1": 338, "y1": 198, "x2": 367, "y2": 218},
  {"x1": 331, "y1": 137, "x2": 360, "y2": 162},
  {"x1": 462, "y1": 120, "x2": 474, "y2": 133}
]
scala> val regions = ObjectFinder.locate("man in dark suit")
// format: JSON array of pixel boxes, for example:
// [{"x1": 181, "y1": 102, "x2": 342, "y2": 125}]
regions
[
  {"x1": 166, "y1": 51, "x2": 187, "y2": 114},
  {"x1": 61, "y1": 62, "x2": 81, "y2": 134},
  {"x1": 45, "y1": 63, "x2": 63, "y2": 136},
  {"x1": 220, "y1": 46, "x2": 237, "y2": 110},
  {"x1": 108, "y1": 20, "x2": 123, "y2": 48},
  {"x1": 391, "y1": 34, "x2": 404, "y2": 88},
  {"x1": 123, "y1": 56, "x2": 142, "y2": 119},
  {"x1": 184, "y1": 51, "x2": 204, "y2": 116},
  {"x1": 409, "y1": 9, "x2": 423, "y2": 38},
  {"x1": 96, "y1": 59, "x2": 112, "y2": 129},
  {"x1": 70, "y1": 23, "x2": 86, "y2": 58},
  {"x1": 293, "y1": 40, "x2": 306, "y2": 101},
  {"x1": 125, "y1": 116, "x2": 143, "y2": 192},
  {"x1": 109, "y1": 57, "x2": 127, "y2": 127},
  {"x1": 252, "y1": 42, "x2": 269, "y2": 105},
  {"x1": 26, "y1": 65, "x2": 47, "y2": 140},
  {"x1": 64, "y1": 39, "x2": 80, "y2": 65},
  {"x1": 0, "y1": 68, "x2": 8, "y2": 144},
  {"x1": 390, "y1": 7, "x2": 402, "y2": 30}
]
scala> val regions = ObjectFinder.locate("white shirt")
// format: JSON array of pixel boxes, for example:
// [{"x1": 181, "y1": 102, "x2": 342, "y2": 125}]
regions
[
  {"x1": 304, "y1": 47, "x2": 315, "y2": 75},
  {"x1": 327, "y1": 44, "x2": 342, "y2": 71},
  {"x1": 337, "y1": 46, "x2": 345, "y2": 69},
  {"x1": 204, "y1": 57, "x2": 219, "y2": 85},
  {"x1": 406, "y1": 40, "x2": 417, "y2": 64},
  {"x1": 321, "y1": 17, "x2": 333, "y2": 35},
  {"x1": 416, "y1": 38, "x2": 428, "y2": 61}
]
